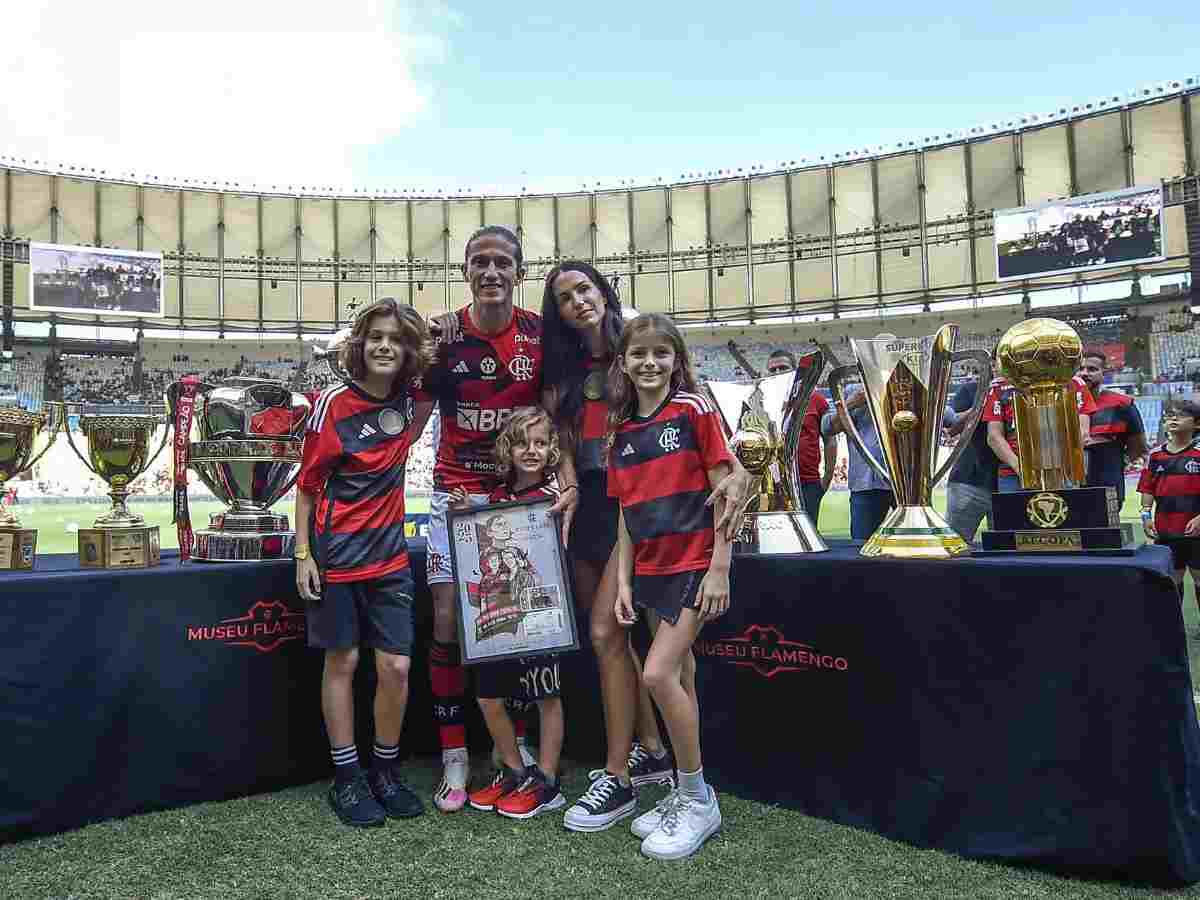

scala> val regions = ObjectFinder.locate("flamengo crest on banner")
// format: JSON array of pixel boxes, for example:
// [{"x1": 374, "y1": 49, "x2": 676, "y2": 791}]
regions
[
  {"x1": 694, "y1": 624, "x2": 849, "y2": 678},
  {"x1": 187, "y1": 600, "x2": 306, "y2": 653}
]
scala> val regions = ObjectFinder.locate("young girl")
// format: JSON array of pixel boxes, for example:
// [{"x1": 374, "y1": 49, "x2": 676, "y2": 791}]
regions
[
  {"x1": 451, "y1": 406, "x2": 567, "y2": 819},
  {"x1": 294, "y1": 298, "x2": 435, "y2": 828},
  {"x1": 605, "y1": 313, "x2": 734, "y2": 860},
  {"x1": 1138, "y1": 396, "x2": 1200, "y2": 602}
]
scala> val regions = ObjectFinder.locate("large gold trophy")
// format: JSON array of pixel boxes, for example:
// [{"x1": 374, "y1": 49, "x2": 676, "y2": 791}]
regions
[
  {"x1": 61, "y1": 407, "x2": 171, "y2": 568},
  {"x1": 828, "y1": 325, "x2": 990, "y2": 559},
  {"x1": 704, "y1": 348, "x2": 827, "y2": 553},
  {"x1": 0, "y1": 405, "x2": 62, "y2": 570},
  {"x1": 980, "y1": 318, "x2": 1131, "y2": 553}
]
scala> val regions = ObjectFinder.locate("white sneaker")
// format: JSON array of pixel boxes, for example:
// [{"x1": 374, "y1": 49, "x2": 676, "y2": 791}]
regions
[
  {"x1": 639, "y1": 787, "x2": 721, "y2": 860},
  {"x1": 433, "y1": 747, "x2": 470, "y2": 813},
  {"x1": 631, "y1": 787, "x2": 679, "y2": 839}
]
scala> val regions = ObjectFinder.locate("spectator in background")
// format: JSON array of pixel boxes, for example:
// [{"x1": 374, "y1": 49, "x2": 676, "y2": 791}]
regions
[
  {"x1": 766, "y1": 349, "x2": 836, "y2": 526},
  {"x1": 1078, "y1": 349, "x2": 1147, "y2": 508},
  {"x1": 943, "y1": 357, "x2": 997, "y2": 542},
  {"x1": 822, "y1": 333, "x2": 896, "y2": 541}
]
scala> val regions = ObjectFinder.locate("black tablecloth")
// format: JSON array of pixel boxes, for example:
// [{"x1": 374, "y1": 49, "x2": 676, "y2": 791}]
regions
[{"x1": 695, "y1": 541, "x2": 1200, "y2": 885}]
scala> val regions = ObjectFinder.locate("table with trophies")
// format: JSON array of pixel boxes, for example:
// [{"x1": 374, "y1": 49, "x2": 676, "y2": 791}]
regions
[{"x1": 3, "y1": 319, "x2": 1200, "y2": 882}]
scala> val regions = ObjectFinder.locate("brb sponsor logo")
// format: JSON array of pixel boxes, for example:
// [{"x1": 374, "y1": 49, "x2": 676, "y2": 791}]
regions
[
  {"x1": 187, "y1": 600, "x2": 306, "y2": 653},
  {"x1": 695, "y1": 624, "x2": 849, "y2": 678},
  {"x1": 457, "y1": 402, "x2": 514, "y2": 432}
]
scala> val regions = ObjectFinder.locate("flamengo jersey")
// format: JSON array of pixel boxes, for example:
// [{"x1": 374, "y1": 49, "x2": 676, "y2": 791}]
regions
[
  {"x1": 794, "y1": 392, "x2": 831, "y2": 483},
  {"x1": 607, "y1": 390, "x2": 734, "y2": 575},
  {"x1": 298, "y1": 380, "x2": 412, "y2": 583},
  {"x1": 487, "y1": 478, "x2": 561, "y2": 504},
  {"x1": 413, "y1": 306, "x2": 543, "y2": 493},
  {"x1": 576, "y1": 355, "x2": 611, "y2": 475},
  {"x1": 981, "y1": 375, "x2": 1097, "y2": 478},
  {"x1": 1136, "y1": 439, "x2": 1200, "y2": 538}
]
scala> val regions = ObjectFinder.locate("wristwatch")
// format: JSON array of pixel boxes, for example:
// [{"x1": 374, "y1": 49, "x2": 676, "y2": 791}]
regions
[{"x1": 293, "y1": 545, "x2": 311, "y2": 561}]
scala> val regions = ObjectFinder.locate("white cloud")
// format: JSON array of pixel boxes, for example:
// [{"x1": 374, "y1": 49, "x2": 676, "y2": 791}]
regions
[{"x1": 0, "y1": 0, "x2": 450, "y2": 189}]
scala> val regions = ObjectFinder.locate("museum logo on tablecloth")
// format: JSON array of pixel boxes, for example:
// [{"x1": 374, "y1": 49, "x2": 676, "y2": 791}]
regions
[
  {"x1": 695, "y1": 624, "x2": 849, "y2": 678},
  {"x1": 186, "y1": 599, "x2": 306, "y2": 653}
]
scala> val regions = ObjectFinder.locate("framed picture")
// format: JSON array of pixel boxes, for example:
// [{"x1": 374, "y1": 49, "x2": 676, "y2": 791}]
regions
[{"x1": 447, "y1": 496, "x2": 579, "y2": 666}]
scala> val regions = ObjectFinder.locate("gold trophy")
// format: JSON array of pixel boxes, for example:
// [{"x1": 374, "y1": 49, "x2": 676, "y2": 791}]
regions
[
  {"x1": 980, "y1": 318, "x2": 1131, "y2": 553},
  {"x1": 61, "y1": 407, "x2": 171, "y2": 568},
  {"x1": 704, "y1": 349, "x2": 827, "y2": 553},
  {"x1": 828, "y1": 325, "x2": 990, "y2": 559},
  {"x1": 0, "y1": 405, "x2": 62, "y2": 570}
]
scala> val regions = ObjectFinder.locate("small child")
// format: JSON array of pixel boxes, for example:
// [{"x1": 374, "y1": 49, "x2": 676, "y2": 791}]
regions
[
  {"x1": 451, "y1": 406, "x2": 567, "y2": 819},
  {"x1": 605, "y1": 312, "x2": 734, "y2": 860},
  {"x1": 1138, "y1": 396, "x2": 1200, "y2": 602}
]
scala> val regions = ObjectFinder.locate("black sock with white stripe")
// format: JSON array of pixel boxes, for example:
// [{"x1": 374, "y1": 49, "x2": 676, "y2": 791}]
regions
[
  {"x1": 331, "y1": 743, "x2": 361, "y2": 784},
  {"x1": 372, "y1": 740, "x2": 400, "y2": 772}
]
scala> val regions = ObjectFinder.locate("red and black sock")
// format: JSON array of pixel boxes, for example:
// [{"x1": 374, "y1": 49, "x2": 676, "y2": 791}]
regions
[{"x1": 429, "y1": 640, "x2": 466, "y2": 750}]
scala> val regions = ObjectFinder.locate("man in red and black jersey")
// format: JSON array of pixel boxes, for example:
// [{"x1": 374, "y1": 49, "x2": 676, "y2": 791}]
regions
[
  {"x1": 407, "y1": 225, "x2": 545, "y2": 812},
  {"x1": 982, "y1": 373, "x2": 1096, "y2": 491},
  {"x1": 1078, "y1": 349, "x2": 1146, "y2": 506},
  {"x1": 293, "y1": 299, "x2": 433, "y2": 828},
  {"x1": 766, "y1": 349, "x2": 836, "y2": 525},
  {"x1": 1137, "y1": 397, "x2": 1200, "y2": 597}
]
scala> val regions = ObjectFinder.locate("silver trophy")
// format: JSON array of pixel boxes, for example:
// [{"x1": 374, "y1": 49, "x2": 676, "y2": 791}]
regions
[
  {"x1": 293, "y1": 327, "x2": 352, "y2": 397},
  {"x1": 169, "y1": 377, "x2": 311, "y2": 561},
  {"x1": 703, "y1": 348, "x2": 827, "y2": 553}
]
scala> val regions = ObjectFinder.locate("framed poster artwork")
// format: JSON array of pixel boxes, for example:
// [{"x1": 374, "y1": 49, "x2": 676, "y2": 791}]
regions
[{"x1": 447, "y1": 496, "x2": 579, "y2": 666}]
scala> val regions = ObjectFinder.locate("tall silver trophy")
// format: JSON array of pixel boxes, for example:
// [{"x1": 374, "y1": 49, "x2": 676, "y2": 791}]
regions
[
  {"x1": 703, "y1": 348, "x2": 828, "y2": 553},
  {"x1": 168, "y1": 377, "x2": 312, "y2": 561}
]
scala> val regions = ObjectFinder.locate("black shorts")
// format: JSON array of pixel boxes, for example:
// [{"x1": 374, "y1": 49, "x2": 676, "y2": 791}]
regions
[
  {"x1": 1159, "y1": 538, "x2": 1200, "y2": 572},
  {"x1": 568, "y1": 473, "x2": 619, "y2": 565},
  {"x1": 306, "y1": 568, "x2": 415, "y2": 655},
  {"x1": 475, "y1": 655, "x2": 562, "y2": 702},
  {"x1": 633, "y1": 569, "x2": 704, "y2": 627}
]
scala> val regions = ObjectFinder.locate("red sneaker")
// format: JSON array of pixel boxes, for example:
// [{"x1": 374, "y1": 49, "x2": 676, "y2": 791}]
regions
[
  {"x1": 468, "y1": 767, "x2": 523, "y2": 812},
  {"x1": 496, "y1": 769, "x2": 566, "y2": 820}
]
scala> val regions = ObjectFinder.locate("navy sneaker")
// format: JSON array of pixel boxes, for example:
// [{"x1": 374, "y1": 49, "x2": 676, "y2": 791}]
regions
[
  {"x1": 368, "y1": 765, "x2": 425, "y2": 819},
  {"x1": 628, "y1": 743, "x2": 675, "y2": 789},
  {"x1": 328, "y1": 772, "x2": 386, "y2": 827},
  {"x1": 563, "y1": 773, "x2": 637, "y2": 832}
]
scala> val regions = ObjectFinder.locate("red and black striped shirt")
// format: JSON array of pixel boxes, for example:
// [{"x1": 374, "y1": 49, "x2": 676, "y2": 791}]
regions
[
  {"x1": 575, "y1": 355, "x2": 611, "y2": 476},
  {"x1": 981, "y1": 375, "x2": 1097, "y2": 478},
  {"x1": 1136, "y1": 439, "x2": 1200, "y2": 538},
  {"x1": 607, "y1": 391, "x2": 734, "y2": 576},
  {"x1": 298, "y1": 380, "x2": 412, "y2": 583},
  {"x1": 1085, "y1": 388, "x2": 1144, "y2": 490},
  {"x1": 487, "y1": 479, "x2": 561, "y2": 504}
]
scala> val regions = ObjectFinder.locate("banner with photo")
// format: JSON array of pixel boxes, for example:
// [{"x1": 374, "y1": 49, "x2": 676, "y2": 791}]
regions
[
  {"x1": 994, "y1": 185, "x2": 1165, "y2": 282},
  {"x1": 29, "y1": 242, "x2": 164, "y2": 317}
]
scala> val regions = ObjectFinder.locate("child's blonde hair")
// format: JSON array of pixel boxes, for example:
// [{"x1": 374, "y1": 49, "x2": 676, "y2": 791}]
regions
[{"x1": 493, "y1": 406, "x2": 561, "y2": 485}]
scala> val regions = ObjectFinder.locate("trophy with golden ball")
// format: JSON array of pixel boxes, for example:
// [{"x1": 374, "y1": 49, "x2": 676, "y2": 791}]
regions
[
  {"x1": 980, "y1": 318, "x2": 1132, "y2": 553},
  {"x1": 0, "y1": 404, "x2": 62, "y2": 570}
]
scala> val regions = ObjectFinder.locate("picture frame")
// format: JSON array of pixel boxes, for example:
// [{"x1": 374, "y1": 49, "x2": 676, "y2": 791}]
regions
[{"x1": 447, "y1": 495, "x2": 579, "y2": 666}]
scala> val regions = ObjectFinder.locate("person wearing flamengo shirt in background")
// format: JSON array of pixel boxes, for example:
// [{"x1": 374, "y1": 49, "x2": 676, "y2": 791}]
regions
[
  {"x1": 983, "y1": 371, "x2": 1096, "y2": 492},
  {"x1": 1078, "y1": 349, "x2": 1147, "y2": 508},
  {"x1": 407, "y1": 225, "x2": 545, "y2": 813},
  {"x1": 1138, "y1": 397, "x2": 1200, "y2": 601},
  {"x1": 293, "y1": 299, "x2": 435, "y2": 828}
]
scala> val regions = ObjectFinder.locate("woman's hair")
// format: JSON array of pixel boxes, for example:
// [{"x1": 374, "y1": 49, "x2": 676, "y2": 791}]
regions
[
  {"x1": 493, "y1": 405, "x2": 561, "y2": 485},
  {"x1": 540, "y1": 261, "x2": 624, "y2": 446},
  {"x1": 339, "y1": 298, "x2": 436, "y2": 386},
  {"x1": 607, "y1": 313, "x2": 697, "y2": 436}
]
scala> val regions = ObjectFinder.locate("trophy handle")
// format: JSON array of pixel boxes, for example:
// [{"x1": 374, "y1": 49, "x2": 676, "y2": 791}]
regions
[
  {"x1": 58, "y1": 403, "x2": 100, "y2": 476},
  {"x1": 20, "y1": 403, "x2": 66, "y2": 472},
  {"x1": 930, "y1": 350, "x2": 992, "y2": 486},
  {"x1": 782, "y1": 348, "x2": 825, "y2": 512},
  {"x1": 827, "y1": 364, "x2": 892, "y2": 485},
  {"x1": 145, "y1": 414, "x2": 174, "y2": 470}
]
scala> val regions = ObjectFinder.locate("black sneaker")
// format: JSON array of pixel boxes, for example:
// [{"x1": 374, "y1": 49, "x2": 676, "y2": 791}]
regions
[
  {"x1": 562, "y1": 772, "x2": 637, "y2": 832},
  {"x1": 628, "y1": 743, "x2": 675, "y2": 789},
  {"x1": 368, "y1": 765, "x2": 425, "y2": 819},
  {"x1": 328, "y1": 772, "x2": 386, "y2": 827}
]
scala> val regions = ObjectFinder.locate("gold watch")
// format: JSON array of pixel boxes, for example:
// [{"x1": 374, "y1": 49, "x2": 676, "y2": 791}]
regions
[{"x1": 293, "y1": 545, "x2": 311, "y2": 561}]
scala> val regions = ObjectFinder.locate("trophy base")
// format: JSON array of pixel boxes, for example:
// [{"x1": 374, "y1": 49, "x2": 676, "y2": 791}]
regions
[
  {"x1": 192, "y1": 530, "x2": 296, "y2": 562},
  {"x1": 860, "y1": 505, "x2": 971, "y2": 560},
  {"x1": 734, "y1": 512, "x2": 828, "y2": 554},
  {"x1": 78, "y1": 526, "x2": 161, "y2": 569},
  {"x1": 978, "y1": 524, "x2": 1135, "y2": 555},
  {"x1": 0, "y1": 527, "x2": 37, "y2": 571},
  {"x1": 209, "y1": 510, "x2": 290, "y2": 533}
]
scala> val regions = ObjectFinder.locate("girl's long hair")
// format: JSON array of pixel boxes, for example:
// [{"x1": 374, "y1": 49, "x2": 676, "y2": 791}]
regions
[
  {"x1": 339, "y1": 298, "x2": 436, "y2": 388},
  {"x1": 606, "y1": 313, "x2": 697, "y2": 438},
  {"x1": 493, "y1": 406, "x2": 561, "y2": 486},
  {"x1": 540, "y1": 261, "x2": 623, "y2": 448}
]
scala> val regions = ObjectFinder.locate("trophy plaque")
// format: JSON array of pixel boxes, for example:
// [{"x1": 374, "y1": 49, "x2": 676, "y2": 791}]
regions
[
  {"x1": 0, "y1": 405, "x2": 62, "y2": 570},
  {"x1": 980, "y1": 318, "x2": 1134, "y2": 554},
  {"x1": 61, "y1": 408, "x2": 171, "y2": 569},
  {"x1": 828, "y1": 325, "x2": 991, "y2": 559},
  {"x1": 704, "y1": 348, "x2": 828, "y2": 553},
  {"x1": 168, "y1": 377, "x2": 311, "y2": 561}
]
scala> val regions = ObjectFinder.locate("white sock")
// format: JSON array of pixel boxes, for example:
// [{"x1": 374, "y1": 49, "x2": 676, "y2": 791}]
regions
[{"x1": 677, "y1": 767, "x2": 708, "y2": 802}]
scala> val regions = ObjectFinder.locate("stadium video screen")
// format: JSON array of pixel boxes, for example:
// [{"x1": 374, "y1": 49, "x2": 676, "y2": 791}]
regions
[
  {"x1": 29, "y1": 242, "x2": 164, "y2": 317},
  {"x1": 994, "y1": 185, "x2": 1165, "y2": 282}
]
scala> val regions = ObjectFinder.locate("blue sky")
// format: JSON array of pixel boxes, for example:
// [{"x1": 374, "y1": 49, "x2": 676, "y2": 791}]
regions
[{"x1": 2, "y1": 1, "x2": 1199, "y2": 194}]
